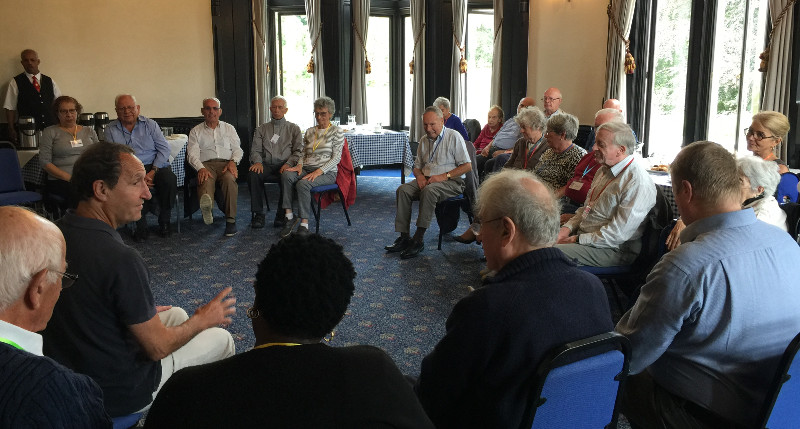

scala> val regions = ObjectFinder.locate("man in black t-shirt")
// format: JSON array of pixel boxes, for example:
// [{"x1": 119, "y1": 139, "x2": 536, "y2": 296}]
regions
[{"x1": 42, "y1": 142, "x2": 237, "y2": 417}]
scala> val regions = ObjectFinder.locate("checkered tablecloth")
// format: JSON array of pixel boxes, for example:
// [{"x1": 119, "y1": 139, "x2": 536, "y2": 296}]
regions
[
  {"x1": 346, "y1": 131, "x2": 413, "y2": 169},
  {"x1": 18, "y1": 146, "x2": 186, "y2": 188},
  {"x1": 649, "y1": 172, "x2": 677, "y2": 217}
]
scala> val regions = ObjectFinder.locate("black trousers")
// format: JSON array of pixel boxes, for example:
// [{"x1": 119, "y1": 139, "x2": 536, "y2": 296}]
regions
[
  {"x1": 247, "y1": 163, "x2": 285, "y2": 215},
  {"x1": 143, "y1": 164, "x2": 177, "y2": 225}
]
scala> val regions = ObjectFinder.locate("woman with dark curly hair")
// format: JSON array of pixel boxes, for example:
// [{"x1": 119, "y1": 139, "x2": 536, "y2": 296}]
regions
[{"x1": 144, "y1": 234, "x2": 434, "y2": 429}]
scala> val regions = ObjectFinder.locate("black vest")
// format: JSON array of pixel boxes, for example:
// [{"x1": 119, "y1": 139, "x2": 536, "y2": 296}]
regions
[{"x1": 14, "y1": 73, "x2": 56, "y2": 130}]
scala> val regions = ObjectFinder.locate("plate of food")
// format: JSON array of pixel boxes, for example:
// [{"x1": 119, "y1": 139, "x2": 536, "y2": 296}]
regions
[{"x1": 647, "y1": 164, "x2": 670, "y2": 175}]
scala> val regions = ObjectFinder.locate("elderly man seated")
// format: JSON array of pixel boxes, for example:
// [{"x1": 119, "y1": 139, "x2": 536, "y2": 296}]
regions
[
  {"x1": 555, "y1": 121, "x2": 655, "y2": 267},
  {"x1": 385, "y1": 106, "x2": 471, "y2": 259},
  {"x1": 616, "y1": 141, "x2": 800, "y2": 429},
  {"x1": 187, "y1": 97, "x2": 244, "y2": 237},
  {"x1": 477, "y1": 97, "x2": 536, "y2": 180},
  {"x1": 415, "y1": 169, "x2": 613, "y2": 428},
  {"x1": 0, "y1": 206, "x2": 111, "y2": 427}
]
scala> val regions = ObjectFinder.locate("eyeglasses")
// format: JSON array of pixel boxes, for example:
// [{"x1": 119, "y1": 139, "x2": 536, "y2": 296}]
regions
[
  {"x1": 314, "y1": 111, "x2": 331, "y2": 117},
  {"x1": 542, "y1": 97, "x2": 561, "y2": 103},
  {"x1": 115, "y1": 106, "x2": 137, "y2": 112},
  {"x1": 58, "y1": 109, "x2": 77, "y2": 115},
  {"x1": 473, "y1": 217, "x2": 504, "y2": 235},
  {"x1": 51, "y1": 270, "x2": 78, "y2": 289},
  {"x1": 202, "y1": 106, "x2": 221, "y2": 111},
  {"x1": 744, "y1": 127, "x2": 777, "y2": 142}
]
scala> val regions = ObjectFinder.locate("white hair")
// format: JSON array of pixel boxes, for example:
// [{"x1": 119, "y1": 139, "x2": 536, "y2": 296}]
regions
[
  {"x1": 0, "y1": 207, "x2": 63, "y2": 313},
  {"x1": 203, "y1": 97, "x2": 221, "y2": 108},
  {"x1": 738, "y1": 156, "x2": 782, "y2": 196},
  {"x1": 595, "y1": 108, "x2": 624, "y2": 122},
  {"x1": 271, "y1": 95, "x2": 287, "y2": 106},
  {"x1": 114, "y1": 94, "x2": 137, "y2": 106},
  {"x1": 433, "y1": 97, "x2": 451, "y2": 111}
]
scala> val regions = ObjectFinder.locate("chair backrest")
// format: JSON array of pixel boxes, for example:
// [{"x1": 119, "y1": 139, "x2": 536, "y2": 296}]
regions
[
  {"x1": 463, "y1": 119, "x2": 481, "y2": 143},
  {"x1": 524, "y1": 332, "x2": 631, "y2": 429},
  {"x1": 776, "y1": 173, "x2": 799, "y2": 204},
  {"x1": 0, "y1": 148, "x2": 27, "y2": 194},
  {"x1": 757, "y1": 331, "x2": 800, "y2": 428},
  {"x1": 463, "y1": 141, "x2": 479, "y2": 208},
  {"x1": 631, "y1": 184, "x2": 674, "y2": 271},
  {"x1": 575, "y1": 125, "x2": 594, "y2": 151},
  {"x1": 779, "y1": 202, "x2": 800, "y2": 243}
]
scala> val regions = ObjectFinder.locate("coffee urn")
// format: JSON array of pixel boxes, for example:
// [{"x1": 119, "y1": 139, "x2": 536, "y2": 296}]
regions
[
  {"x1": 17, "y1": 116, "x2": 39, "y2": 149},
  {"x1": 78, "y1": 113, "x2": 95, "y2": 127},
  {"x1": 95, "y1": 112, "x2": 109, "y2": 141}
]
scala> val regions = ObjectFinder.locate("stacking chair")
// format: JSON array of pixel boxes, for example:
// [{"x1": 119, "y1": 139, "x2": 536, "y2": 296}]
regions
[
  {"x1": 260, "y1": 176, "x2": 281, "y2": 212},
  {"x1": 523, "y1": 331, "x2": 631, "y2": 429},
  {"x1": 779, "y1": 202, "x2": 800, "y2": 243},
  {"x1": 756, "y1": 331, "x2": 800, "y2": 428},
  {"x1": 111, "y1": 412, "x2": 142, "y2": 429},
  {"x1": 776, "y1": 172, "x2": 800, "y2": 204},
  {"x1": 435, "y1": 141, "x2": 479, "y2": 249},
  {"x1": 308, "y1": 139, "x2": 355, "y2": 234},
  {"x1": 463, "y1": 119, "x2": 481, "y2": 143},
  {"x1": 0, "y1": 147, "x2": 43, "y2": 208}
]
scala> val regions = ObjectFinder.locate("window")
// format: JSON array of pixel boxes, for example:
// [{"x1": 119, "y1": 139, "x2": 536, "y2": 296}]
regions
[
  {"x1": 465, "y1": 10, "x2": 494, "y2": 121},
  {"x1": 706, "y1": 0, "x2": 769, "y2": 154},
  {"x1": 275, "y1": 13, "x2": 314, "y2": 130},
  {"x1": 366, "y1": 16, "x2": 391, "y2": 127},
  {"x1": 645, "y1": 0, "x2": 692, "y2": 161}
]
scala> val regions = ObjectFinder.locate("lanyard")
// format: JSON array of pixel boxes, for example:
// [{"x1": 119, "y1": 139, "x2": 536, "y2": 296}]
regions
[
  {"x1": 523, "y1": 137, "x2": 544, "y2": 170},
  {"x1": 0, "y1": 338, "x2": 23, "y2": 351},
  {"x1": 63, "y1": 124, "x2": 77, "y2": 140},
  {"x1": 253, "y1": 342, "x2": 301, "y2": 350},
  {"x1": 586, "y1": 158, "x2": 634, "y2": 207},
  {"x1": 581, "y1": 160, "x2": 599, "y2": 179},
  {"x1": 428, "y1": 132, "x2": 444, "y2": 163},
  {"x1": 312, "y1": 124, "x2": 332, "y2": 152}
]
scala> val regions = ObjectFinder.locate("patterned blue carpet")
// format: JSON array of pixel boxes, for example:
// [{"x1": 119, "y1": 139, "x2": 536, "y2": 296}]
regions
[{"x1": 128, "y1": 175, "x2": 483, "y2": 374}]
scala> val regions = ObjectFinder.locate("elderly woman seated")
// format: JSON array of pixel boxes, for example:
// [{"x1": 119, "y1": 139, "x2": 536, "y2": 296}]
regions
[
  {"x1": 473, "y1": 105, "x2": 504, "y2": 174},
  {"x1": 738, "y1": 156, "x2": 787, "y2": 231},
  {"x1": 144, "y1": 234, "x2": 434, "y2": 428},
  {"x1": 532, "y1": 112, "x2": 586, "y2": 192}
]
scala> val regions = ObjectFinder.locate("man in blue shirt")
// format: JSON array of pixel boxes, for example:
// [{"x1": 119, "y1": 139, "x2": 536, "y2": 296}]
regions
[
  {"x1": 616, "y1": 141, "x2": 800, "y2": 428},
  {"x1": 105, "y1": 94, "x2": 177, "y2": 240},
  {"x1": 433, "y1": 97, "x2": 469, "y2": 142}
]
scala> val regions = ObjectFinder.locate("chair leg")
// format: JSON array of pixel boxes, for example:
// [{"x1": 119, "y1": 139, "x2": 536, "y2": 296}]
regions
[
  {"x1": 175, "y1": 194, "x2": 181, "y2": 234},
  {"x1": 336, "y1": 189, "x2": 351, "y2": 226},
  {"x1": 313, "y1": 192, "x2": 323, "y2": 234},
  {"x1": 438, "y1": 230, "x2": 443, "y2": 250},
  {"x1": 262, "y1": 186, "x2": 270, "y2": 212}
]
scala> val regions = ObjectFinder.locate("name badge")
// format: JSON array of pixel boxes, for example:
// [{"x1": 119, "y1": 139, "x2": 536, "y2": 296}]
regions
[
  {"x1": 70, "y1": 139, "x2": 83, "y2": 148},
  {"x1": 569, "y1": 180, "x2": 583, "y2": 191},
  {"x1": 270, "y1": 134, "x2": 280, "y2": 144}
]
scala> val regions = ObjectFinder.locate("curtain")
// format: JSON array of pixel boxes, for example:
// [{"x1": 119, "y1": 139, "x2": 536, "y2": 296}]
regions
[
  {"x1": 490, "y1": 0, "x2": 504, "y2": 107},
  {"x1": 410, "y1": 0, "x2": 426, "y2": 140},
  {"x1": 604, "y1": 0, "x2": 636, "y2": 108},
  {"x1": 305, "y1": 0, "x2": 325, "y2": 100},
  {"x1": 351, "y1": 0, "x2": 370, "y2": 124},
  {"x1": 252, "y1": 0, "x2": 270, "y2": 125},
  {"x1": 451, "y1": 0, "x2": 467, "y2": 118},
  {"x1": 762, "y1": 0, "x2": 794, "y2": 161}
]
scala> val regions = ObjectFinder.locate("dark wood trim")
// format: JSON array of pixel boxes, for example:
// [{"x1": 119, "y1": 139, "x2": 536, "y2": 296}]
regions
[
  {"x1": 499, "y1": 0, "x2": 528, "y2": 121},
  {"x1": 627, "y1": 0, "x2": 653, "y2": 154}
]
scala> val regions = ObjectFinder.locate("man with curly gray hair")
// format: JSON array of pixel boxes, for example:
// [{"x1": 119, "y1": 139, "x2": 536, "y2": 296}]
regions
[{"x1": 415, "y1": 169, "x2": 612, "y2": 428}]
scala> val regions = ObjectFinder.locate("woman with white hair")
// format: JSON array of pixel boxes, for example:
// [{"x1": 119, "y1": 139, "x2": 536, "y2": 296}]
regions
[{"x1": 738, "y1": 156, "x2": 787, "y2": 231}]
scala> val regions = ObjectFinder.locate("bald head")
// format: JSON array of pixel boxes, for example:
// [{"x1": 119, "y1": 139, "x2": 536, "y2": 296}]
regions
[
  {"x1": 542, "y1": 88, "x2": 562, "y2": 116},
  {"x1": 0, "y1": 207, "x2": 65, "y2": 326},
  {"x1": 517, "y1": 97, "x2": 536, "y2": 114},
  {"x1": 603, "y1": 99, "x2": 623, "y2": 112}
]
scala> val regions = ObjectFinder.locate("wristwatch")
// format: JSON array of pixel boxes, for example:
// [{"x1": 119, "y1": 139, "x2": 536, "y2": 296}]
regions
[{"x1": 446, "y1": 172, "x2": 452, "y2": 180}]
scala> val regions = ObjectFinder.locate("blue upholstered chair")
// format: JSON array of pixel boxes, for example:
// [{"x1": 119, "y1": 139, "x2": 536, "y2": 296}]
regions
[
  {"x1": 435, "y1": 140, "x2": 478, "y2": 250},
  {"x1": 0, "y1": 146, "x2": 43, "y2": 208},
  {"x1": 111, "y1": 412, "x2": 142, "y2": 429},
  {"x1": 524, "y1": 331, "x2": 631, "y2": 429},
  {"x1": 757, "y1": 331, "x2": 800, "y2": 428}
]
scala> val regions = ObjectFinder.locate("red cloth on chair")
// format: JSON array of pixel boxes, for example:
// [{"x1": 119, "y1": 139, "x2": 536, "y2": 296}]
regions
[{"x1": 320, "y1": 139, "x2": 357, "y2": 209}]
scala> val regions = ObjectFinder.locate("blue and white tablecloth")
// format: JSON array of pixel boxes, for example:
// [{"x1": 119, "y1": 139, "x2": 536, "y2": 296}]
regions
[{"x1": 345, "y1": 131, "x2": 413, "y2": 170}]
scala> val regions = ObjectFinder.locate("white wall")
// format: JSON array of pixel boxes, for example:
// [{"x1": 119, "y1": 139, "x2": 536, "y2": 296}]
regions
[
  {"x1": 0, "y1": 0, "x2": 215, "y2": 121},
  {"x1": 528, "y1": 0, "x2": 609, "y2": 124}
]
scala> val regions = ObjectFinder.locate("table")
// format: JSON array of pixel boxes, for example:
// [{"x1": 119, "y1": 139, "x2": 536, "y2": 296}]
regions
[
  {"x1": 18, "y1": 140, "x2": 187, "y2": 188},
  {"x1": 649, "y1": 171, "x2": 677, "y2": 217},
  {"x1": 345, "y1": 130, "x2": 413, "y2": 180}
]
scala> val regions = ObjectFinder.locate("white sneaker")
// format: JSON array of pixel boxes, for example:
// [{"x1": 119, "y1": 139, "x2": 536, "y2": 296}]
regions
[{"x1": 200, "y1": 194, "x2": 213, "y2": 225}]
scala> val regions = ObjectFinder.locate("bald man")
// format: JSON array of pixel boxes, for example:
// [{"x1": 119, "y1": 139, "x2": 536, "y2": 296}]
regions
[
  {"x1": 542, "y1": 87, "x2": 563, "y2": 118},
  {"x1": 0, "y1": 206, "x2": 111, "y2": 427}
]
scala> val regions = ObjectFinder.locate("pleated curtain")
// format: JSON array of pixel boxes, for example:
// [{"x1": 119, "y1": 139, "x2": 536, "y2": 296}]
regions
[
  {"x1": 762, "y1": 0, "x2": 794, "y2": 161},
  {"x1": 604, "y1": 0, "x2": 636, "y2": 108},
  {"x1": 410, "y1": 0, "x2": 426, "y2": 140},
  {"x1": 451, "y1": 0, "x2": 467, "y2": 118},
  {"x1": 490, "y1": 0, "x2": 504, "y2": 107},
  {"x1": 305, "y1": 0, "x2": 326, "y2": 100},
  {"x1": 252, "y1": 0, "x2": 270, "y2": 125},
  {"x1": 351, "y1": 0, "x2": 370, "y2": 124}
]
